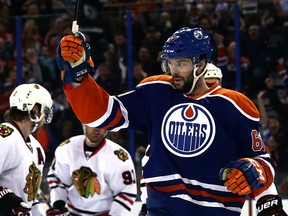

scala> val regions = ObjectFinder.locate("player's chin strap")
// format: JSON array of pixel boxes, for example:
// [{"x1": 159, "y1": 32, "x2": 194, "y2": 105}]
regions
[
  {"x1": 185, "y1": 62, "x2": 208, "y2": 95},
  {"x1": 29, "y1": 113, "x2": 45, "y2": 134}
]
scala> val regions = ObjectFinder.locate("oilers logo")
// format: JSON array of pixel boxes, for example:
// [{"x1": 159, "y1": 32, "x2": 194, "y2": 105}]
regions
[{"x1": 161, "y1": 103, "x2": 215, "y2": 157}]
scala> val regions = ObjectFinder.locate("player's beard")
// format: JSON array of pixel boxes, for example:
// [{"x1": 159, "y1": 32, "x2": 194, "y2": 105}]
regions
[{"x1": 173, "y1": 70, "x2": 194, "y2": 94}]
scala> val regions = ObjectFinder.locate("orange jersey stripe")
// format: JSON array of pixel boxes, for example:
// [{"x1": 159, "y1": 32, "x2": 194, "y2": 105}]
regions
[
  {"x1": 118, "y1": 193, "x2": 134, "y2": 205},
  {"x1": 153, "y1": 184, "x2": 245, "y2": 203},
  {"x1": 211, "y1": 86, "x2": 259, "y2": 119}
]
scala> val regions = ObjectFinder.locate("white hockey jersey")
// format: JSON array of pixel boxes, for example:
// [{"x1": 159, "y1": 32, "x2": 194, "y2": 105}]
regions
[
  {"x1": 0, "y1": 122, "x2": 46, "y2": 215},
  {"x1": 47, "y1": 135, "x2": 137, "y2": 216}
]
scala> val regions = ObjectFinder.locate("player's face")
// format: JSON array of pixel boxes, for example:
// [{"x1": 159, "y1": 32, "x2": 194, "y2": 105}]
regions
[
  {"x1": 84, "y1": 126, "x2": 106, "y2": 144},
  {"x1": 168, "y1": 58, "x2": 194, "y2": 93}
]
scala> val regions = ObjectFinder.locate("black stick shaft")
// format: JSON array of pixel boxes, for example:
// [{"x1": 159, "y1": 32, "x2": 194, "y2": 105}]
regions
[
  {"x1": 72, "y1": 0, "x2": 80, "y2": 33},
  {"x1": 73, "y1": 0, "x2": 79, "y2": 22}
]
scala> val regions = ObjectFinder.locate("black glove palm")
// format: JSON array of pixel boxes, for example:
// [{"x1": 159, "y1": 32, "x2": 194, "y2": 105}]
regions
[
  {"x1": 257, "y1": 195, "x2": 287, "y2": 216},
  {"x1": 0, "y1": 187, "x2": 31, "y2": 216},
  {"x1": 46, "y1": 200, "x2": 69, "y2": 216}
]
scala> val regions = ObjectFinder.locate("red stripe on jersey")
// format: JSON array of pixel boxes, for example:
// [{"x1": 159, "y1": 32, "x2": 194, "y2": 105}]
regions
[
  {"x1": 153, "y1": 184, "x2": 245, "y2": 203},
  {"x1": 89, "y1": 139, "x2": 106, "y2": 158},
  {"x1": 47, "y1": 180, "x2": 60, "y2": 184},
  {"x1": 118, "y1": 193, "x2": 134, "y2": 205},
  {"x1": 64, "y1": 75, "x2": 114, "y2": 124}
]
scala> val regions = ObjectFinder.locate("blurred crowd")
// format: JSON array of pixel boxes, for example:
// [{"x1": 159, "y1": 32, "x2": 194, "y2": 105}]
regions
[{"x1": 1, "y1": 0, "x2": 288, "y2": 197}]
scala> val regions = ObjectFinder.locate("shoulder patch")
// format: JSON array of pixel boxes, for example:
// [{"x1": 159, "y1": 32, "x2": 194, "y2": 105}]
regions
[
  {"x1": 114, "y1": 148, "x2": 129, "y2": 161},
  {"x1": 59, "y1": 139, "x2": 70, "y2": 147},
  {"x1": 0, "y1": 125, "x2": 14, "y2": 138}
]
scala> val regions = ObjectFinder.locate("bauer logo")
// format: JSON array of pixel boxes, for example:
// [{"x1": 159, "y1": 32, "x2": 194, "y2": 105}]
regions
[{"x1": 161, "y1": 103, "x2": 215, "y2": 157}]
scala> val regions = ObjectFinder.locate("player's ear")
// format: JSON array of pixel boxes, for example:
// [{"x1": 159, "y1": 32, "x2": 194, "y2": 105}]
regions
[
  {"x1": 196, "y1": 58, "x2": 207, "y2": 75},
  {"x1": 31, "y1": 104, "x2": 41, "y2": 118}
]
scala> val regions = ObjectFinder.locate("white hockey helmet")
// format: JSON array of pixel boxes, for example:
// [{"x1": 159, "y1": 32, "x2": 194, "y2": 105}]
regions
[
  {"x1": 204, "y1": 63, "x2": 223, "y2": 80},
  {"x1": 9, "y1": 83, "x2": 53, "y2": 124}
]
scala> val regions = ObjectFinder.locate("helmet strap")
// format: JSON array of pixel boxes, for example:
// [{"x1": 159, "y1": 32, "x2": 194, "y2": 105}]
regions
[
  {"x1": 29, "y1": 112, "x2": 44, "y2": 133},
  {"x1": 186, "y1": 62, "x2": 208, "y2": 95}
]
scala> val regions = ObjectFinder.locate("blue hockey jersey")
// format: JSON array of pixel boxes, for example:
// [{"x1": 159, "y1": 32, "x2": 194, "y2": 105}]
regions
[{"x1": 64, "y1": 74, "x2": 276, "y2": 216}]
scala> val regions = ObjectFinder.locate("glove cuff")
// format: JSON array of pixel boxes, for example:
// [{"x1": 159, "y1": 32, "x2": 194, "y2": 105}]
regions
[
  {"x1": 61, "y1": 61, "x2": 93, "y2": 85},
  {"x1": 256, "y1": 195, "x2": 287, "y2": 216},
  {"x1": 0, "y1": 187, "x2": 30, "y2": 214}
]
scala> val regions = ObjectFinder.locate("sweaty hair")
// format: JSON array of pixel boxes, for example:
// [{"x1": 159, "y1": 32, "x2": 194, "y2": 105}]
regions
[{"x1": 4, "y1": 108, "x2": 30, "y2": 122}]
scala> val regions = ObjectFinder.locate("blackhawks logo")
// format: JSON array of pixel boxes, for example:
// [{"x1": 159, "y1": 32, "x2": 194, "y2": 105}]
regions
[
  {"x1": 114, "y1": 149, "x2": 129, "y2": 161},
  {"x1": 23, "y1": 162, "x2": 42, "y2": 201},
  {"x1": 0, "y1": 125, "x2": 14, "y2": 138},
  {"x1": 71, "y1": 166, "x2": 101, "y2": 198}
]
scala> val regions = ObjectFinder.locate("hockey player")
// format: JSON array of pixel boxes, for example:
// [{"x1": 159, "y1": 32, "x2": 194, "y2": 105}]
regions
[
  {"x1": 46, "y1": 125, "x2": 137, "y2": 216},
  {"x1": 55, "y1": 28, "x2": 287, "y2": 215},
  {"x1": 138, "y1": 63, "x2": 224, "y2": 215},
  {"x1": 0, "y1": 83, "x2": 53, "y2": 215},
  {"x1": 139, "y1": 63, "x2": 224, "y2": 215}
]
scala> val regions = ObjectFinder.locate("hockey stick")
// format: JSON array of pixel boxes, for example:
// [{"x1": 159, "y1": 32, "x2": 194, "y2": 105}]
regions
[
  {"x1": 38, "y1": 189, "x2": 52, "y2": 209},
  {"x1": 72, "y1": 0, "x2": 80, "y2": 33}
]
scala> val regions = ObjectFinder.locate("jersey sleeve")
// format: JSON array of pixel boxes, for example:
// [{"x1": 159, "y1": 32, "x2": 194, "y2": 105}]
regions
[
  {"x1": 211, "y1": 89, "x2": 277, "y2": 197},
  {"x1": 47, "y1": 143, "x2": 71, "y2": 204},
  {"x1": 0, "y1": 140, "x2": 15, "y2": 176},
  {"x1": 211, "y1": 88, "x2": 265, "y2": 157},
  {"x1": 107, "y1": 149, "x2": 137, "y2": 216},
  {"x1": 64, "y1": 74, "x2": 150, "y2": 132}
]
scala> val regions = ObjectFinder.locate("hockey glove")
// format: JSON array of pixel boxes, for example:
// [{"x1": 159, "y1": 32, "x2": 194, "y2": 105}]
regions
[
  {"x1": 56, "y1": 32, "x2": 94, "y2": 84},
  {"x1": 256, "y1": 195, "x2": 287, "y2": 216},
  {"x1": 0, "y1": 187, "x2": 31, "y2": 215},
  {"x1": 46, "y1": 200, "x2": 69, "y2": 216},
  {"x1": 219, "y1": 158, "x2": 267, "y2": 195}
]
